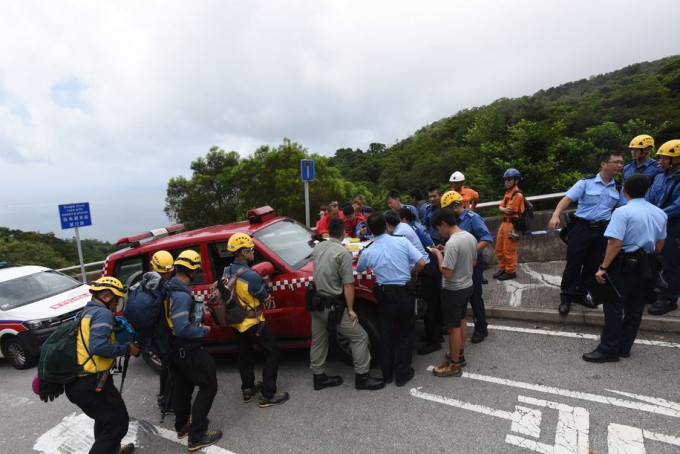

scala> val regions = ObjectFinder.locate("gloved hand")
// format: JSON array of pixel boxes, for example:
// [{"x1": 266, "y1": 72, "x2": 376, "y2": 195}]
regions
[
  {"x1": 114, "y1": 316, "x2": 135, "y2": 345},
  {"x1": 39, "y1": 381, "x2": 65, "y2": 403}
]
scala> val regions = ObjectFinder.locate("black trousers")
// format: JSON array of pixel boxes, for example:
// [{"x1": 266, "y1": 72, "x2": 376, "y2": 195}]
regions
[
  {"x1": 232, "y1": 324, "x2": 280, "y2": 399},
  {"x1": 561, "y1": 222, "x2": 607, "y2": 299},
  {"x1": 375, "y1": 285, "x2": 415, "y2": 382},
  {"x1": 659, "y1": 219, "x2": 680, "y2": 301},
  {"x1": 421, "y1": 259, "x2": 443, "y2": 344},
  {"x1": 598, "y1": 271, "x2": 647, "y2": 356},
  {"x1": 469, "y1": 256, "x2": 487, "y2": 334},
  {"x1": 171, "y1": 345, "x2": 218, "y2": 442},
  {"x1": 66, "y1": 374, "x2": 129, "y2": 454}
]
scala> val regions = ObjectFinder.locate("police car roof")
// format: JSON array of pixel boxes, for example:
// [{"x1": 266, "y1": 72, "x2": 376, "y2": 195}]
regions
[{"x1": 0, "y1": 265, "x2": 51, "y2": 283}]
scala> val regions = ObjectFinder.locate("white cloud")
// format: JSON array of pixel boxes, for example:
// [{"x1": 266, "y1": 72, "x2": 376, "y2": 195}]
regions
[{"x1": 0, "y1": 0, "x2": 679, "y2": 243}]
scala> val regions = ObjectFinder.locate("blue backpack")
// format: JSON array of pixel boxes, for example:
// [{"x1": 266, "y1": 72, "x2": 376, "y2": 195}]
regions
[{"x1": 124, "y1": 281, "x2": 167, "y2": 354}]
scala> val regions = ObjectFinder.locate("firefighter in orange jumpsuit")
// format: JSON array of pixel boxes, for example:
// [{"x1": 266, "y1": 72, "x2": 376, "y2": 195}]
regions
[{"x1": 494, "y1": 168, "x2": 524, "y2": 280}]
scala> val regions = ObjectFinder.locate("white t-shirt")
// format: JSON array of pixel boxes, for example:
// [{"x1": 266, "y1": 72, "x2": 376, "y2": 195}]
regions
[{"x1": 441, "y1": 230, "x2": 477, "y2": 291}]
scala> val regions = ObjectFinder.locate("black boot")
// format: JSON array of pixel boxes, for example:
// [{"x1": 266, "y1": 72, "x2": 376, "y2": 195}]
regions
[
  {"x1": 313, "y1": 373, "x2": 343, "y2": 390},
  {"x1": 558, "y1": 295, "x2": 571, "y2": 316},
  {"x1": 355, "y1": 373, "x2": 385, "y2": 391}
]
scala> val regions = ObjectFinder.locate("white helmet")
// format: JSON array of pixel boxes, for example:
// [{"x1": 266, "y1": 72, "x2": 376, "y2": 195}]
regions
[{"x1": 449, "y1": 171, "x2": 465, "y2": 183}]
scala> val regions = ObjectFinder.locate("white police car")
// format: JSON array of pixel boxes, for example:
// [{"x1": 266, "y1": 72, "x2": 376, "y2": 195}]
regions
[{"x1": 0, "y1": 264, "x2": 90, "y2": 369}]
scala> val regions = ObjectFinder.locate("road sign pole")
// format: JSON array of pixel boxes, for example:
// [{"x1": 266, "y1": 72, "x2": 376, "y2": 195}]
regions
[
  {"x1": 74, "y1": 227, "x2": 87, "y2": 283},
  {"x1": 304, "y1": 181, "x2": 310, "y2": 227}
]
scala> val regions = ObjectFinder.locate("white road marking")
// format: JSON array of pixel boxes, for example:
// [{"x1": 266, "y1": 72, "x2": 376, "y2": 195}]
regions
[
  {"x1": 608, "y1": 423, "x2": 680, "y2": 453},
  {"x1": 480, "y1": 323, "x2": 680, "y2": 349},
  {"x1": 34, "y1": 412, "x2": 235, "y2": 454}
]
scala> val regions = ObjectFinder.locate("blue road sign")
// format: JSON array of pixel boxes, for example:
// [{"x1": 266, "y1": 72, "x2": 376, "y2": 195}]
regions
[
  {"x1": 301, "y1": 159, "x2": 315, "y2": 181},
  {"x1": 58, "y1": 203, "x2": 92, "y2": 230}
]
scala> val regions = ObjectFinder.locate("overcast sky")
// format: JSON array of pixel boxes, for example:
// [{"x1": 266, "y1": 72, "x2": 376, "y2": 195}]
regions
[{"x1": 1, "y1": 0, "x2": 679, "y2": 246}]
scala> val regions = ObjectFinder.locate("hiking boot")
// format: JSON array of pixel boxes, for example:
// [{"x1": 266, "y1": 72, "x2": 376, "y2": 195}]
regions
[
  {"x1": 648, "y1": 298, "x2": 678, "y2": 315},
  {"x1": 188, "y1": 430, "x2": 222, "y2": 452},
  {"x1": 433, "y1": 361, "x2": 462, "y2": 377},
  {"x1": 176, "y1": 422, "x2": 191, "y2": 440},
  {"x1": 119, "y1": 444, "x2": 135, "y2": 454},
  {"x1": 497, "y1": 272, "x2": 517, "y2": 281},
  {"x1": 313, "y1": 373, "x2": 343, "y2": 390},
  {"x1": 242, "y1": 381, "x2": 262, "y2": 402},
  {"x1": 417, "y1": 343, "x2": 442, "y2": 355},
  {"x1": 445, "y1": 352, "x2": 466, "y2": 367},
  {"x1": 470, "y1": 331, "x2": 488, "y2": 344},
  {"x1": 259, "y1": 391, "x2": 289, "y2": 407},
  {"x1": 355, "y1": 373, "x2": 385, "y2": 390}
]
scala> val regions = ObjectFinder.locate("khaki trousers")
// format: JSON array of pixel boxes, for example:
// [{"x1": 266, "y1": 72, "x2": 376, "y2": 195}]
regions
[{"x1": 310, "y1": 307, "x2": 371, "y2": 375}]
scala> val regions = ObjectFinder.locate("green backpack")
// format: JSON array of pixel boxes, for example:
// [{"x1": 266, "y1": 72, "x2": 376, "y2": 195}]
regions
[{"x1": 38, "y1": 307, "x2": 94, "y2": 385}]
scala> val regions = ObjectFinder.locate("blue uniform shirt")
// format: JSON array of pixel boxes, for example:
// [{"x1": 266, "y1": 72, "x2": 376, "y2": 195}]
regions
[
  {"x1": 622, "y1": 157, "x2": 660, "y2": 182},
  {"x1": 604, "y1": 198, "x2": 667, "y2": 253},
  {"x1": 167, "y1": 277, "x2": 208, "y2": 340},
  {"x1": 646, "y1": 168, "x2": 680, "y2": 221},
  {"x1": 82, "y1": 300, "x2": 129, "y2": 358},
  {"x1": 415, "y1": 201, "x2": 428, "y2": 222},
  {"x1": 457, "y1": 208, "x2": 493, "y2": 257},
  {"x1": 565, "y1": 174, "x2": 625, "y2": 221},
  {"x1": 422, "y1": 204, "x2": 441, "y2": 242},
  {"x1": 393, "y1": 222, "x2": 430, "y2": 264},
  {"x1": 356, "y1": 234, "x2": 422, "y2": 285}
]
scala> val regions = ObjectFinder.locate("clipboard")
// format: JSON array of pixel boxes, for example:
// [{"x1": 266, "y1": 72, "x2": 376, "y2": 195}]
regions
[{"x1": 583, "y1": 274, "x2": 621, "y2": 305}]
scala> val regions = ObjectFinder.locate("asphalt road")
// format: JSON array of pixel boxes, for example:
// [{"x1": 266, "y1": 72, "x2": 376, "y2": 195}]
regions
[{"x1": 4, "y1": 319, "x2": 680, "y2": 454}]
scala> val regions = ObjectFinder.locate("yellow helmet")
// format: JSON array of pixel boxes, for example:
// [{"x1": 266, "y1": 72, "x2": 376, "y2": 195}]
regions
[
  {"x1": 657, "y1": 139, "x2": 680, "y2": 158},
  {"x1": 90, "y1": 276, "x2": 125, "y2": 298},
  {"x1": 441, "y1": 190, "x2": 463, "y2": 208},
  {"x1": 174, "y1": 250, "x2": 202, "y2": 270},
  {"x1": 629, "y1": 134, "x2": 654, "y2": 149},
  {"x1": 151, "y1": 250, "x2": 174, "y2": 273},
  {"x1": 227, "y1": 233, "x2": 254, "y2": 252}
]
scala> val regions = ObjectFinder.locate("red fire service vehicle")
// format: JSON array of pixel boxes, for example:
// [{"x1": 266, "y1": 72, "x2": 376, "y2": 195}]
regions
[{"x1": 103, "y1": 206, "x2": 379, "y2": 369}]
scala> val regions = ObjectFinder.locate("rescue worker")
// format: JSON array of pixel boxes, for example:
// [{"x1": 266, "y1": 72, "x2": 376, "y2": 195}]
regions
[
  {"x1": 422, "y1": 186, "x2": 444, "y2": 244},
  {"x1": 132, "y1": 250, "x2": 175, "y2": 414},
  {"x1": 646, "y1": 139, "x2": 680, "y2": 315},
  {"x1": 317, "y1": 202, "x2": 344, "y2": 238},
  {"x1": 441, "y1": 191, "x2": 493, "y2": 343},
  {"x1": 410, "y1": 188, "x2": 429, "y2": 222},
  {"x1": 65, "y1": 276, "x2": 139, "y2": 454},
  {"x1": 623, "y1": 134, "x2": 660, "y2": 182},
  {"x1": 342, "y1": 202, "x2": 364, "y2": 238},
  {"x1": 310, "y1": 218, "x2": 384, "y2": 391},
  {"x1": 583, "y1": 174, "x2": 667, "y2": 362},
  {"x1": 225, "y1": 233, "x2": 289, "y2": 407},
  {"x1": 386, "y1": 190, "x2": 420, "y2": 223},
  {"x1": 165, "y1": 250, "x2": 221, "y2": 451},
  {"x1": 495, "y1": 169, "x2": 524, "y2": 281},
  {"x1": 549, "y1": 151, "x2": 626, "y2": 315},
  {"x1": 356, "y1": 213, "x2": 425, "y2": 386},
  {"x1": 315, "y1": 205, "x2": 328, "y2": 231},
  {"x1": 449, "y1": 171, "x2": 479, "y2": 210}
]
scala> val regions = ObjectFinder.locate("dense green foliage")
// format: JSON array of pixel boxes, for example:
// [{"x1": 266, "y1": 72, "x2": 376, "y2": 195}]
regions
[
  {"x1": 0, "y1": 228, "x2": 116, "y2": 269},
  {"x1": 167, "y1": 56, "x2": 680, "y2": 227}
]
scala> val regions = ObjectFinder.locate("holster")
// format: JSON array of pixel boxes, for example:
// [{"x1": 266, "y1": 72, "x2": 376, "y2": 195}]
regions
[
  {"x1": 326, "y1": 294, "x2": 346, "y2": 325},
  {"x1": 612, "y1": 249, "x2": 651, "y2": 279},
  {"x1": 305, "y1": 283, "x2": 325, "y2": 312}
]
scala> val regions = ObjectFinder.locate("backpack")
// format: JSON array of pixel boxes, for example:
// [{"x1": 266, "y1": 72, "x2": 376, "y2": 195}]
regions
[
  {"x1": 38, "y1": 307, "x2": 94, "y2": 385},
  {"x1": 207, "y1": 268, "x2": 249, "y2": 326},
  {"x1": 510, "y1": 190, "x2": 534, "y2": 233},
  {"x1": 123, "y1": 281, "x2": 164, "y2": 353}
]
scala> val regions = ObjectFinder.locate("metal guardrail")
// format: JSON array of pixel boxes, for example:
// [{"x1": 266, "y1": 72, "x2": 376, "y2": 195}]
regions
[{"x1": 57, "y1": 192, "x2": 568, "y2": 272}]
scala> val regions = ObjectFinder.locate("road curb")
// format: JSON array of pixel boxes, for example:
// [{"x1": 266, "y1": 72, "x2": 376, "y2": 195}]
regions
[{"x1": 475, "y1": 306, "x2": 680, "y2": 334}]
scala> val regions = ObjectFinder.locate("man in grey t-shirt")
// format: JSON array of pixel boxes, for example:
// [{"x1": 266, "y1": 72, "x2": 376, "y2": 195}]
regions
[{"x1": 429, "y1": 208, "x2": 477, "y2": 378}]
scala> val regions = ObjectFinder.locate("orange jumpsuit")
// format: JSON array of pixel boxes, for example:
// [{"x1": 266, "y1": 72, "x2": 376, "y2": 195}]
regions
[
  {"x1": 455, "y1": 186, "x2": 479, "y2": 210},
  {"x1": 495, "y1": 187, "x2": 524, "y2": 274}
]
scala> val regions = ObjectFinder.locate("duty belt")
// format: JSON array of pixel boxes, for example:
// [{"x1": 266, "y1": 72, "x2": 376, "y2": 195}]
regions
[{"x1": 574, "y1": 216, "x2": 609, "y2": 228}]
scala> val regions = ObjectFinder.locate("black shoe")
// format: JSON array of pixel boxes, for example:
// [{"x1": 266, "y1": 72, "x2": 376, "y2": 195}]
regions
[
  {"x1": 188, "y1": 430, "x2": 222, "y2": 452},
  {"x1": 242, "y1": 381, "x2": 262, "y2": 402},
  {"x1": 158, "y1": 403, "x2": 174, "y2": 415},
  {"x1": 648, "y1": 298, "x2": 678, "y2": 315},
  {"x1": 497, "y1": 272, "x2": 517, "y2": 281},
  {"x1": 493, "y1": 269, "x2": 504, "y2": 279},
  {"x1": 417, "y1": 343, "x2": 442, "y2": 355},
  {"x1": 395, "y1": 368, "x2": 415, "y2": 387},
  {"x1": 582, "y1": 350, "x2": 620, "y2": 363},
  {"x1": 355, "y1": 373, "x2": 385, "y2": 390},
  {"x1": 481, "y1": 277, "x2": 489, "y2": 285},
  {"x1": 176, "y1": 422, "x2": 190, "y2": 440},
  {"x1": 573, "y1": 295, "x2": 597, "y2": 309},
  {"x1": 313, "y1": 373, "x2": 343, "y2": 390},
  {"x1": 119, "y1": 443, "x2": 135, "y2": 454},
  {"x1": 259, "y1": 391, "x2": 289, "y2": 407},
  {"x1": 559, "y1": 300, "x2": 571, "y2": 316},
  {"x1": 620, "y1": 351, "x2": 630, "y2": 358},
  {"x1": 470, "y1": 331, "x2": 488, "y2": 344},
  {"x1": 420, "y1": 335, "x2": 445, "y2": 343}
]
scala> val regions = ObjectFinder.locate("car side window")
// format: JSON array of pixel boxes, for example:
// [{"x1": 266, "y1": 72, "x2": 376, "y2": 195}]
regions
[
  {"x1": 209, "y1": 240, "x2": 280, "y2": 278},
  {"x1": 168, "y1": 246, "x2": 205, "y2": 284},
  {"x1": 113, "y1": 256, "x2": 146, "y2": 288}
]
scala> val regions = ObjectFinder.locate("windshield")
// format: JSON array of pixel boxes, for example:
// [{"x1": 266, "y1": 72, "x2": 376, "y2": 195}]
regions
[
  {"x1": 254, "y1": 219, "x2": 315, "y2": 270},
  {"x1": 0, "y1": 270, "x2": 83, "y2": 311}
]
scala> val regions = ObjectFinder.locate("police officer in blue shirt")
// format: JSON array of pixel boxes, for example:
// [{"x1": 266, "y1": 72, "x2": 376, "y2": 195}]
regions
[
  {"x1": 356, "y1": 212, "x2": 425, "y2": 387},
  {"x1": 623, "y1": 134, "x2": 660, "y2": 182},
  {"x1": 423, "y1": 186, "x2": 444, "y2": 244},
  {"x1": 549, "y1": 150, "x2": 626, "y2": 316},
  {"x1": 583, "y1": 174, "x2": 667, "y2": 362},
  {"x1": 646, "y1": 139, "x2": 680, "y2": 315},
  {"x1": 442, "y1": 191, "x2": 494, "y2": 344}
]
